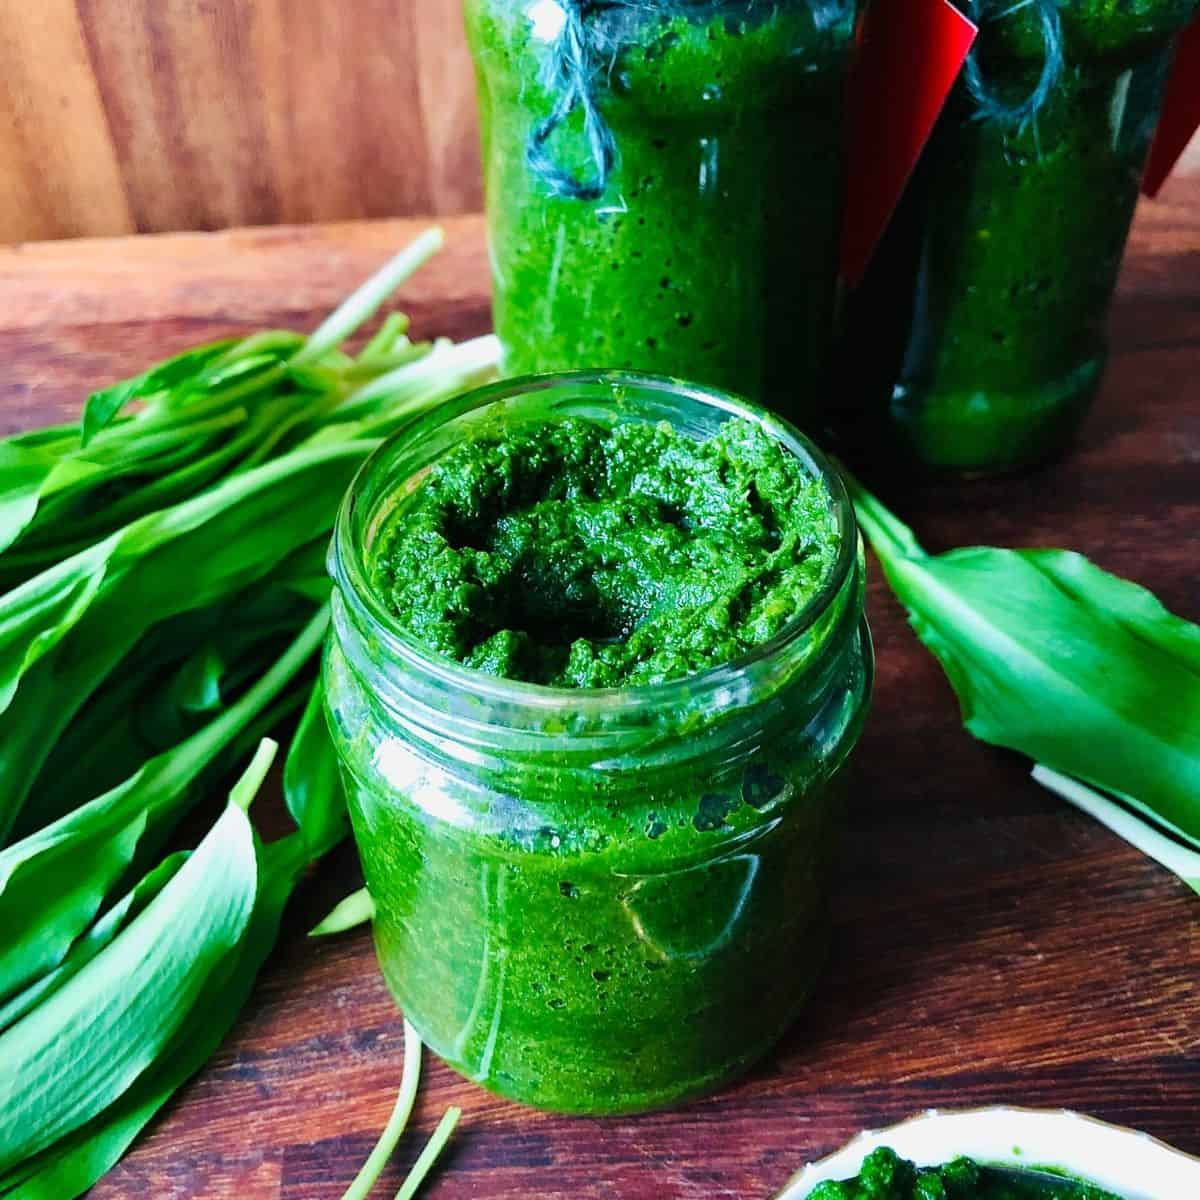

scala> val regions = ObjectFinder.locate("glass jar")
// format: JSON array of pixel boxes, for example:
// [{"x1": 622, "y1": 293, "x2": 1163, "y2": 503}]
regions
[
  {"x1": 324, "y1": 372, "x2": 872, "y2": 1114},
  {"x1": 463, "y1": 0, "x2": 860, "y2": 431},
  {"x1": 835, "y1": 0, "x2": 1197, "y2": 475}
]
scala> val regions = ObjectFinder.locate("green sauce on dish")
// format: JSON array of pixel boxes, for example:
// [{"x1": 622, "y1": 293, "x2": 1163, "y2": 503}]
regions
[
  {"x1": 370, "y1": 416, "x2": 838, "y2": 687},
  {"x1": 809, "y1": 1148, "x2": 1123, "y2": 1200}
]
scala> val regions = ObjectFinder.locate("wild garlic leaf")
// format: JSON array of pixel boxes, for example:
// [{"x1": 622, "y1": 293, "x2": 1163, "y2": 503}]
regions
[
  {"x1": 0, "y1": 533, "x2": 117, "y2": 714},
  {"x1": 1033, "y1": 766, "x2": 1200, "y2": 897},
  {"x1": 284, "y1": 679, "x2": 348, "y2": 861},
  {"x1": 0, "y1": 609, "x2": 328, "y2": 999},
  {"x1": 0, "y1": 744, "x2": 273, "y2": 1171},
  {"x1": 0, "y1": 441, "x2": 366, "y2": 839},
  {"x1": 0, "y1": 852, "x2": 187, "y2": 1035},
  {"x1": 9, "y1": 593, "x2": 286, "y2": 839},
  {"x1": 0, "y1": 445, "x2": 108, "y2": 557},
  {"x1": 80, "y1": 340, "x2": 237, "y2": 447},
  {"x1": 3, "y1": 369, "x2": 311, "y2": 585},
  {"x1": 292, "y1": 229, "x2": 445, "y2": 366},
  {"x1": 310, "y1": 887, "x2": 375, "y2": 938},
  {"x1": 394, "y1": 1106, "x2": 462, "y2": 1200},
  {"x1": 850, "y1": 474, "x2": 1200, "y2": 848},
  {"x1": 0, "y1": 730, "x2": 325, "y2": 1199},
  {"x1": 0, "y1": 832, "x2": 309, "y2": 1200}
]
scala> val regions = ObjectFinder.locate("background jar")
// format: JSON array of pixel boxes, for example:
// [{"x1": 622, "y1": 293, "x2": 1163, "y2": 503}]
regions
[
  {"x1": 324, "y1": 372, "x2": 873, "y2": 1115},
  {"x1": 836, "y1": 0, "x2": 1197, "y2": 476},
  {"x1": 463, "y1": 0, "x2": 860, "y2": 433}
]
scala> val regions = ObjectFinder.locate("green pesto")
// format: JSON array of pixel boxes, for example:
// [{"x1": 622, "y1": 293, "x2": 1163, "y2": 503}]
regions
[
  {"x1": 839, "y1": 0, "x2": 1196, "y2": 474},
  {"x1": 326, "y1": 380, "x2": 873, "y2": 1114},
  {"x1": 370, "y1": 416, "x2": 838, "y2": 687},
  {"x1": 810, "y1": 1148, "x2": 1123, "y2": 1200},
  {"x1": 464, "y1": 0, "x2": 857, "y2": 428}
]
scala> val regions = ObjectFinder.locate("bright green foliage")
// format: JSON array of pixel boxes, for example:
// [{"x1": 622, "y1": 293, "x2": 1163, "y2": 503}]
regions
[
  {"x1": 310, "y1": 887, "x2": 375, "y2": 937},
  {"x1": 0, "y1": 233, "x2": 498, "y2": 1198},
  {"x1": 850, "y1": 472, "x2": 1200, "y2": 880},
  {"x1": 0, "y1": 610, "x2": 329, "y2": 1000}
]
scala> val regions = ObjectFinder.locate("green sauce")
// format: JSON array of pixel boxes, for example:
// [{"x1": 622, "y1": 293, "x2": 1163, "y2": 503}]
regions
[
  {"x1": 465, "y1": 0, "x2": 857, "y2": 426},
  {"x1": 325, "y1": 379, "x2": 873, "y2": 1113},
  {"x1": 838, "y1": 0, "x2": 1196, "y2": 474},
  {"x1": 370, "y1": 416, "x2": 838, "y2": 687},
  {"x1": 810, "y1": 1148, "x2": 1123, "y2": 1200}
]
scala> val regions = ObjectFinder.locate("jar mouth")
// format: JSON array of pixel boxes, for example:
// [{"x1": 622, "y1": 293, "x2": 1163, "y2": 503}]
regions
[{"x1": 330, "y1": 370, "x2": 859, "y2": 717}]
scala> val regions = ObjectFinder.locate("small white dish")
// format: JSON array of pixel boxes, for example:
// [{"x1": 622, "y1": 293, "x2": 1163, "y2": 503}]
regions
[{"x1": 777, "y1": 1107, "x2": 1200, "y2": 1200}]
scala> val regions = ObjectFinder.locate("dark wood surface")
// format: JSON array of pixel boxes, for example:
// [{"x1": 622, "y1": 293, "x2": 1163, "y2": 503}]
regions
[{"x1": 0, "y1": 177, "x2": 1197, "y2": 1199}]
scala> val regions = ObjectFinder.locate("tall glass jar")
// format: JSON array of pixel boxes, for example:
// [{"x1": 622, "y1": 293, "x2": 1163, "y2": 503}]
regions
[
  {"x1": 324, "y1": 373, "x2": 872, "y2": 1114},
  {"x1": 463, "y1": 1, "x2": 860, "y2": 431},
  {"x1": 836, "y1": 0, "x2": 1197, "y2": 475}
]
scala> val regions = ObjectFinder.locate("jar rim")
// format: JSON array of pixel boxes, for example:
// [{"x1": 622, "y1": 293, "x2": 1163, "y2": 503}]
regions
[{"x1": 329, "y1": 369, "x2": 860, "y2": 716}]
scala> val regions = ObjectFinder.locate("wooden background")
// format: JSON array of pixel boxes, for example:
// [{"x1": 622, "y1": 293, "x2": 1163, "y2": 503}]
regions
[
  {"x1": 2, "y1": 3, "x2": 1199, "y2": 245},
  {"x1": 0, "y1": 176, "x2": 1196, "y2": 1197},
  {"x1": 0, "y1": 2, "x2": 483, "y2": 244}
]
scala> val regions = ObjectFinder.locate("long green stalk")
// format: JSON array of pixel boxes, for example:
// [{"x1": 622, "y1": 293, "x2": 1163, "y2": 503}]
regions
[{"x1": 341, "y1": 1021, "x2": 424, "y2": 1200}]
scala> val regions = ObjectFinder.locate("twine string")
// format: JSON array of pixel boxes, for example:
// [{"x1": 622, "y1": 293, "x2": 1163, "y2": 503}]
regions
[
  {"x1": 962, "y1": 0, "x2": 1065, "y2": 130},
  {"x1": 528, "y1": 1, "x2": 785, "y2": 201}
]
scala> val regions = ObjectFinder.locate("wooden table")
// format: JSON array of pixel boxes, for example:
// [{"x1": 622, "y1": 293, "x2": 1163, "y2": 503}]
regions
[{"x1": 1, "y1": 178, "x2": 1197, "y2": 1200}]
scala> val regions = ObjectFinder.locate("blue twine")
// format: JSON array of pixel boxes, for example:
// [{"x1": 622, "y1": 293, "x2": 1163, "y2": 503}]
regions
[
  {"x1": 528, "y1": 1, "x2": 777, "y2": 202},
  {"x1": 962, "y1": 0, "x2": 1065, "y2": 130}
]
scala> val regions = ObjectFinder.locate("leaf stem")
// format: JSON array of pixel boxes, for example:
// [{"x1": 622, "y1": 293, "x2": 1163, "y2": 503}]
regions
[
  {"x1": 837, "y1": 463, "x2": 928, "y2": 561},
  {"x1": 1032, "y1": 765, "x2": 1200, "y2": 894},
  {"x1": 309, "y1": 887, "x2": 375, "y2": 938},
  {"x1": 393, "y1": 1106, "x2": 462, "y2": 1200},
  {"x1": 340, "y1": 1020, "x2": 423, "y2": 1200},
  {"x1": 228, "y1": 740, "x2": 279, "y2": 813},
  {"x1": 295, "y1": 230, "x2": 445, "y2": 366}
]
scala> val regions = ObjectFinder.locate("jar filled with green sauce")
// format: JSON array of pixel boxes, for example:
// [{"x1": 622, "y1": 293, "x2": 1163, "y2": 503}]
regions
[
  {"x1": 463, "y1": 0, "x2": 859, "y2": 429},
  {"x1": 837, "y1": 0, "x2": 1197, "y2": 476},
  {"x1": 324, "y1": 373, "x2": 872, "y2": 1114}
]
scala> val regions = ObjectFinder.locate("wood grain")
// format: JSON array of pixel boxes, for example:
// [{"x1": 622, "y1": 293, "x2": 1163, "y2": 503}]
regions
[
  {"x1": 0, "y1": 1, "x2": 483, "y2": 243},
  {"x1": 0, "y1": 6, "x2": 133, "y2": 242},
  {"x1": 0, "y1": 176, "x2": 1197, "y2": 1198}
]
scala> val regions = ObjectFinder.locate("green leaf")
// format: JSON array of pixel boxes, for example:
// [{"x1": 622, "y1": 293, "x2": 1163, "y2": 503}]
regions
[
  {"x1": 849, "y1": 473, "x2": 1200, "y2": 849},
  {"x1": 358, "y1": 311, "x2": 411, "y2": 362},
  {"x1": 326, "y1": 335, "x2": 500, "y2": 434},
  {"x1": 310, "y1": 887, "x2": 374, "y2": 937},
  {"x1": 11, "y1": 586, "x2": 311, "y2": 839},
  {"x1": 0, "y1": 532, "x2": 116, "y2": 713},
  {"x1": 284, "y1": 679, "x2": 348, "y2": 859},
  {"x1": 0, "y1": 439, "x2": 367, "y2": 839},
  {"x1": 0, "y1": 831, "x2": 309, "y2": 1200},
  {"x1": 0, "y1": 852, "x2": 187, "y2": 1035},
  {"x1": 80, "y1": 340, "x2": 237, "y2": 446},
  {"x1": 1032, "y1": 766, "x2": 1200, "y2": 897},
  {"x1": 0, "y1": 444, "x2": 106, "y2": 556},
  {"x1": 0, "y1": 609, "x2": 328, "y2": 999},
  {"x1": 0, "y1": 749, "x2": 270, "y2": 1170}
]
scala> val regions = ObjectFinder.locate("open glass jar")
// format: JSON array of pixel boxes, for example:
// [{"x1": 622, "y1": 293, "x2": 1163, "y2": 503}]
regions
[
  {"x1": 324, "y1": 372, "x2": 872, "y2": 1114},
  {"x1": 836, "y1": 0, "x2": 1197, "y2": 475},
  {"x1": 463, "y1": 0, "x2": 860, "y2": 431}
]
